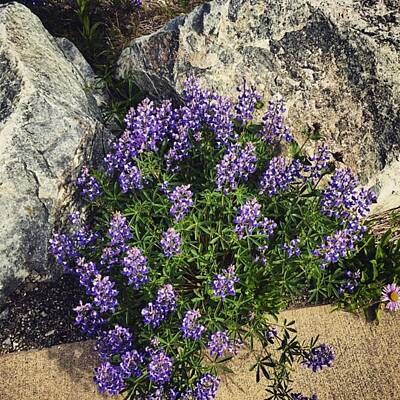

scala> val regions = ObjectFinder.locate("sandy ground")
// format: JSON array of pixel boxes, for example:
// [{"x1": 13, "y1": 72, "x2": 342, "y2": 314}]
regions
[{"x1": 0, "y1": 305, "x2": 399, "y2": 400}]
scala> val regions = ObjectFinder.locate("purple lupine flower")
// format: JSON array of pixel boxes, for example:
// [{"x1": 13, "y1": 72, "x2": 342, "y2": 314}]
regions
[
  {"x1": 147, "y1": 350, "x2": 173, "y2": 384},
  {"x1": 207, "y1": 331, "x2": 240, "y2": 358},
  {"x1": 320, "y1": 168, "x2": 376, "y2": 227},
  {"x1": 108, "y1": 212, "x2": 132, "y2": 246},
  {"x1": 131, "y1": 0, "x2": 142, "y2": 7},
  {"x1": 206, "y1": 93, "x2": 236, "y2": 147},
  {"x1": 291, "y1": 394, "x2": 318, "y2": 400},
  {"x1": 260, "y1": 99, "x2": 293, "y2": 144},
  {"x1": 147, "y1": 388, "x2": 180, "y2": 400},
  {"x1": 181, "y1": 310, "x2": 206, "y2": 340},
  {"x1": 165, "y1": 77, "x2": 210, "y2": 170},
  {"x1": 124, "y1": 98, "x2": 174, "y2": 154},
  {"x1": 142, "y1": 285, "x2": 177, "y2": 328},
  {"x1": 265, "y1": 326, "x2": 278, "y2": 344},
  {"x1": 282, "y1": 238, "x2": 301, "y2": 258},
  {"x1": 160, "y1": 228, "x2": 181, "y2": 257},
  {"x1": 104, "y1": 99, "x2": 174, "y2": 173},
  {"x1": 68, "y1": 211, "x2": 81, "y2": 225},
  {"x1": 259, "y1": 157, "x2": 302, "y2": 196},
  {"x1": 234, "y1": 198, "x2": 262, "y2": 239},
  {"x1": 142, "y1": 302, "x2": 166, "y2": 328},
  {"x1": 165, "y1": 123, "x2": 191, "y2": 171},
  {"x1": 95, "y1": 325, "x2": 133, "y2": 360},
  {"x1": 234, "y1": 199, "x2": 277, "y2": 239},
  {"x1": 194, "y1": 373, "x2": 220, "y2": 400},
  {"x1": 258, "y1": 217, "x2": 278, "y2": 237},
  {"x1": 100, "y1": 246, "x2": 124, "y2": 270},
  {"x1": 181, "y1": 76, "x2": 211, "y2": 135},
  {"x1": 122, "y1": 247, "x2": 149, "y2": 289},
  {"x1": 73, "y1": 301, "x2": 105, "y2": 336},
  {"x1": 301, "y1": 344, "x2": 335, "y2": 372},
  {"x1": 120, "y1": 350, "x2": 143, "y2": 378},
  {"x1": 91, "y1": 275, "x2": 119, "y2": 313},
  {"x1": 104, "y1": 130, "x2": 136, "y2": 174},
  {"x1": 75, "y1": 258, "x2": 99, "y2": 293},
  {"x1": 156, "y1": 284, "x2": 177, "y2": 312},
  {"x1": 72, "y1": 226, "x2": 98, "y2": 248},
  {"x1": 118, "y1": 162, "x2": 143, "y2": 193},
  {"x1": 76, "y1": 166, "x2": 101, "y2": 201},
  {"x1": 168, "y1": 184, "x2": 194, "y2": 221},
  {"x1": 216, "y1": 142, "x2": 257, "y2": 193},
  {"x1": 49, "y1": 233, "x2": 77, "y2": 272},
  {"x1": 235, "y1": 81, "x2": 262, "y2": 125},
  {"x1": 381, "y1": 283, "x2": 400, "y2": 312},
  {"x1": 304, "y1": 144, "x2": 331, "y2": 181},
  {"x1": 312, "y1": 228, "x2": 360, "y2": 267},
  {"x1": 338, "y1": 269, "x2": 360, "y2": 294},
  {"x1": 94, "y1": 362, "x2": 125, "y2": 395},
  {"x1": 212, "y1": 265, "x2": 239, "y2": 300}
]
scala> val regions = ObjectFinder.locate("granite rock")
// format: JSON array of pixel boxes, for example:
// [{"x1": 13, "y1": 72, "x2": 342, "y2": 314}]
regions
[{"x1": 0, "y1": 3, "x2": 107, "y2": 302}]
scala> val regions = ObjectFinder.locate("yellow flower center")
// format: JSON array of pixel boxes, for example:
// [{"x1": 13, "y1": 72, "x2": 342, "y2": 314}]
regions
[{"x1": 389, "y1": 291, "x2": 399, "y2": 302}]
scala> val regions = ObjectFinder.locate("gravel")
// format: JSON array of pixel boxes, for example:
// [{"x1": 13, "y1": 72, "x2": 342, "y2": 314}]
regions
[{"x1": 0, "y1": 274, "x2": 87, "y2": 354}]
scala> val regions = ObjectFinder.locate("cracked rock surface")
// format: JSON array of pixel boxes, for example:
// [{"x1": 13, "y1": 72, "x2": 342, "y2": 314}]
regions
[
  {"x1": 0, "y1": 3, "x2": 107, "y2": 303},
  {"x1": 117, "y1": 0, "x2": 400, "y2": 212}
]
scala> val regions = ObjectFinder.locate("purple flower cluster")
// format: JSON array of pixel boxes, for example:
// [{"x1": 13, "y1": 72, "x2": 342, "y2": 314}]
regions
[
  {"x1": 76, "y1": 166, "x2": 101, "y2": 201},
  {"x1": 282, "y1": 238, "x2": 301, "y2": 258},
  {"x1": 211, "y1": 265, "x2": 239, "y2": 300},
  {"x1": 94, "y1": 362, "x2": 126, "y2": 396},
  {"x1": 73, "y1": 301, "x2": 105, "y2": 336},
  {"x1": 312, "y1": 228, "x2": 360, "y2": 269},
  {"x1": 147, "y1": 387, "x2": 180, "y2": 400},
  {"x1": 216, "y1": 142, "x2": 257, "y2": 193},
  {"x1": 234, "y1": 198, "x2": 261, "y2": 239},
  {"x1": 104, "y1": 99, "x2": 174, "y2": 182},
  {"x1": 194, "y1": 373, "x2": 220, "y2": 400},
  {"x1": 167, "y1": 184, "x2": 194, "y2": 221},
  {"x1": 142, "y1": 284, "x2": 177, "y2": 328},
  {"x1": 131, "y1": 0, "x2": 142, "y2": 7},
  {"x1": 118, "y1": 162, "x2": 143, "y2": 193},
  {"x1": 235, "y1": 81, "x2": 262, "y2": 125},
  {"x1": 122, "y1": 247, "x2": 149, "y2": 289},
  {"x1": 265, "y1": 327, "x2": 278, "y2": 343},
  {"x1": 120, "y1": 350, "x2": 143, "y2": 378},
  {"x1": 94, "y1": 348, "x2": 144, "y2": 396},
  {"x1": 304, "y1": 144, "x2": 331, "y2": 181},
  {"x1": 95, "y1": 325, "x2": 132, "y2": 360},
  {"x1": 75, "y1": 257, "x2": 99, "y2": 291},
  {"x1": 338, "y1": 269, "x2": 360, "y2": 294},
  {"x1": 49, "y1": 233, "x2": 76, "y2": 272},
  {"x1": 260, "y1": 99, "x2": 293, "y2": 144},
  {"x1": 234, "y1": 198, "x2": 277, "y2": 240},
  {"x1": 320, "y1": 168, "x2": 376, "y2": 228},
  {"x1": 160, "y1": 228, "x2": 181, "y2": 257},
  {"x1": 147, "y1": 350, "x2": 173, "y2": 384},
  {"x1": 207, "y1": 94, "x2": 236, "y2": 147},
  {"x1": 108, "y1": 212, "x2": 132, "y2": 246},
  {"x1": 301, "y1": 344, "x2": 335, "y2": 372},
  {"x1": 259, "y1": 157, "x2": 302, "y2": 196},
  {"x1": 207, "y1": 331, "x2": 241, "y2": 358},
  {"x1": 95, "y1": 325, "x2": 133, "y2": 361},
  {"x1": 91, "y1": 274, "x2": 119, "y2": 313},
  {"x1": 181, "y1": 310, "x2": 206, "y2": 340}
]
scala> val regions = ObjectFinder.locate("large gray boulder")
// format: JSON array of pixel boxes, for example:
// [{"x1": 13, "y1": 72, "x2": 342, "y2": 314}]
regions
[
  {"x1": 0, "y1": 3, "x2": 107, "y2": 302},
  {"x1": 117, "y1": 0, "x2": 400, "y2": 212}
]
